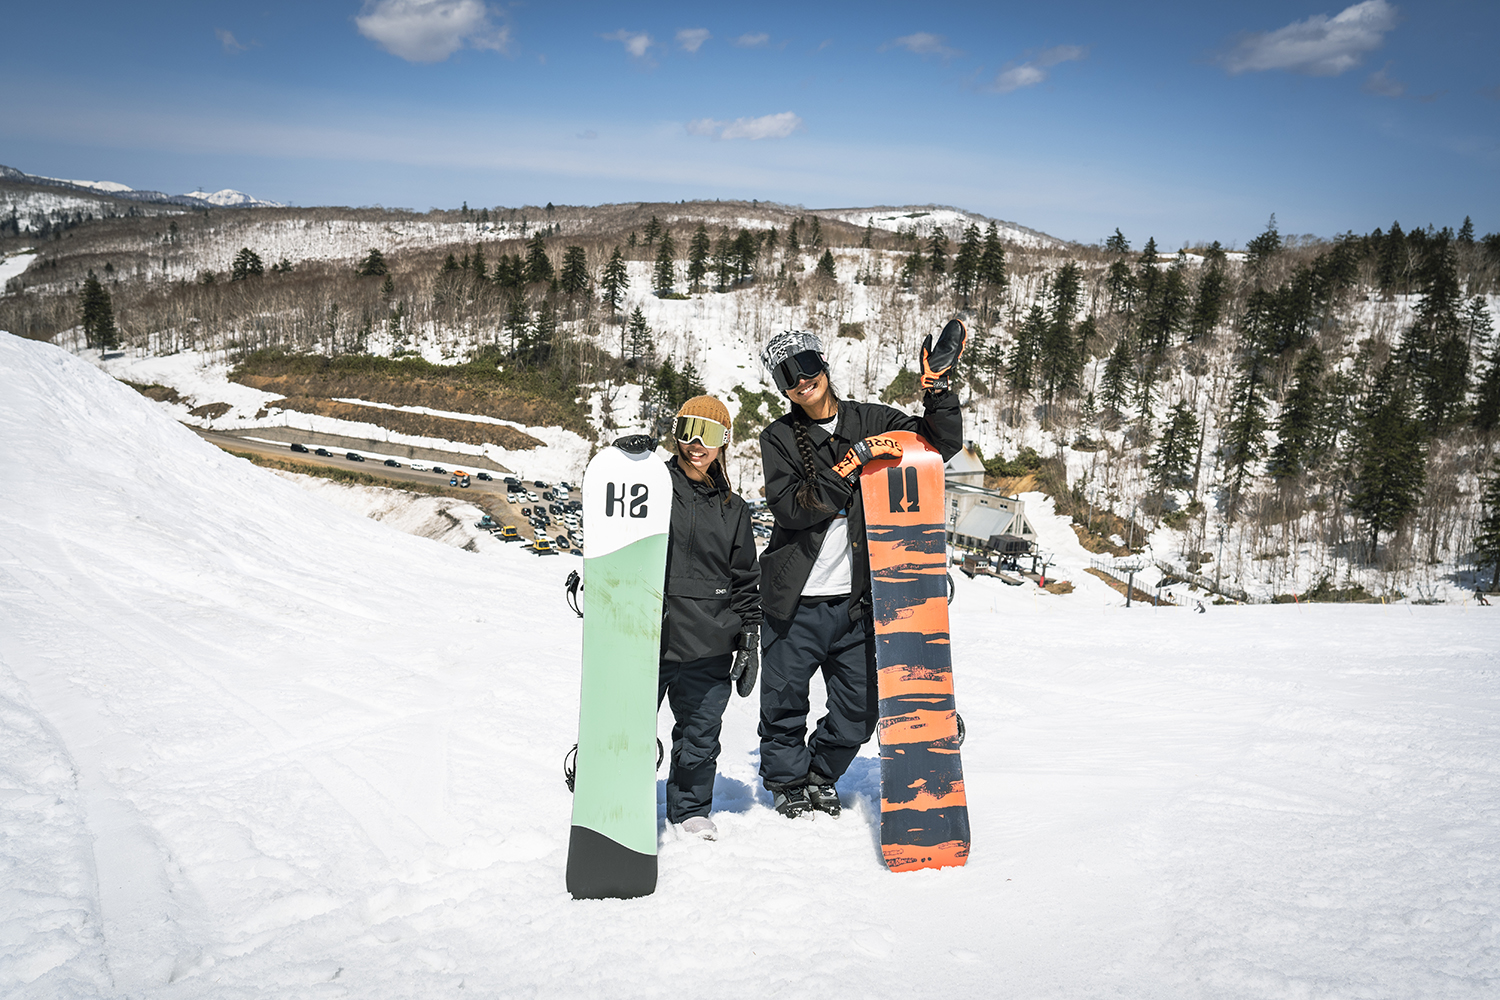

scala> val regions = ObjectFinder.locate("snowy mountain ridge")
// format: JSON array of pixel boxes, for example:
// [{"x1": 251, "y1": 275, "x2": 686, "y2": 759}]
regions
[{"x1": 0, "y1": 163, "x2": 283, "y2": 210}]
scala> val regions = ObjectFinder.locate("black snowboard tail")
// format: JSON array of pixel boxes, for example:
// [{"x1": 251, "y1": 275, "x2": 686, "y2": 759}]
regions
[{"x1": 566, "y1": 826, "x2": 658, "y2": 900}]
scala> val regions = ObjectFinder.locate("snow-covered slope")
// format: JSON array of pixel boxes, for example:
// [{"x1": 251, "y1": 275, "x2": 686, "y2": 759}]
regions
[
  {"x1": 819, "y1": 205, "x2": 1063, "y2": 247},
  {"x1": 3, "y1": 331, "x2": 1500, "y2": 998}
]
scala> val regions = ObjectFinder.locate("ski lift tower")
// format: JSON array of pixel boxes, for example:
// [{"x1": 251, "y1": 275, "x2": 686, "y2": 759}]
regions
[{"x1": 1116, "y1": 557, "x2": 1145, "y2": 608}]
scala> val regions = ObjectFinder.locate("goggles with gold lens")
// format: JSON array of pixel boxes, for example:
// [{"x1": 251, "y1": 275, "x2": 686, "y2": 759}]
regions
[{"x1": 674, "y1": 415, "x2": 730, "y2": 449}]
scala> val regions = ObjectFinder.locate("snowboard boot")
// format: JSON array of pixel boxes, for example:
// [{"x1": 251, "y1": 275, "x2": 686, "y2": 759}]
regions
[
  {"x1": 769, "y1": 781, "x2": 812, "y2": 818},
  {"x1": 679, "y1": 816, "x2": 718, "y2": 840},
  {"x1": 807, "y1": 771, "x2": 841, "y2": 817}
]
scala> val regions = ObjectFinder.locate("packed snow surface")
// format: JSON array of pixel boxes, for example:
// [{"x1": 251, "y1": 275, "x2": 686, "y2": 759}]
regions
[{"x1": 3, "y1": 331, "x2": 1500, "y2": 998}]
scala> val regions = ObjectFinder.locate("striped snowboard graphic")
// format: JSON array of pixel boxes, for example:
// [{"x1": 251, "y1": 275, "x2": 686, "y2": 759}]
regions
[
  {"x1": 567, "y1": 442, "x2": 670, "y2": 899},
  {"x1": 859, "y1": 431, "x2": 970, "y2": 872}
]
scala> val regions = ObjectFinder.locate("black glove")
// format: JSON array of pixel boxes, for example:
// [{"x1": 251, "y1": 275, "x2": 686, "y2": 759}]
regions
[
  {"x1": 830, "y1": 435, "x2": 903, "y2": 482},
  {"x1": 921, "y1": 319, "x2": 968, "y2": 393},
  {"x1": 730, "y1": 629, "x2": 759, "y2": 697}
]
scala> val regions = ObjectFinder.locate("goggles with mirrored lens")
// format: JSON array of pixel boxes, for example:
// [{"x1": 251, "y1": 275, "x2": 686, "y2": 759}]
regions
[
  {"x1": 770, "y1": 350, "x2": 827, "y2": 393},
  {"x1": 674, "y1": 415, "x2": 730, "y2": 449}
]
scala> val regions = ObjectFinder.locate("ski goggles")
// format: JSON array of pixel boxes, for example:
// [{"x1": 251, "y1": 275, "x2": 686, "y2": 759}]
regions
[
  {"x1": 674, "y1": 415, "x2": 730, "y2": 449},
  {"x1": 769, "y1": 350, "x2": 827, "y2": 393}
]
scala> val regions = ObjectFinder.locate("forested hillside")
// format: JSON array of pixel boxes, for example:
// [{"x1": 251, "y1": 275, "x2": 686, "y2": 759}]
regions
[{"x1": 3, "y1": 193, "x2": 1499, "y2": 601}]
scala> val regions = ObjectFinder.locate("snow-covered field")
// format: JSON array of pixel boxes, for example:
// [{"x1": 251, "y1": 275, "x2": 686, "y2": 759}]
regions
[{"x1": 3, "y1": 332, "x2": 1500, "y2": 999}]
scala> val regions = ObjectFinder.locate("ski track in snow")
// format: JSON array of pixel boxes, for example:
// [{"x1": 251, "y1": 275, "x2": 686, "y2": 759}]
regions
[{"x1": 3, "y1": 331, "x2": 1500, "y2": 998}]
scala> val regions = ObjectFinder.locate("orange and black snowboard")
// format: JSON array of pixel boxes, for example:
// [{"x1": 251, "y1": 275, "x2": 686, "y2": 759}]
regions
[{"x1": 860, "y1": 431, "x2": 970, "y2": 872}]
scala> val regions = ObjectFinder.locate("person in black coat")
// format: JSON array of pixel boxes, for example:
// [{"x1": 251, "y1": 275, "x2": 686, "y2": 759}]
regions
[
  {"x1": 658, "y1": 395, "x2": 761, "y2": 840},
  {"x1": 755, "y1": 324, "x2": 965, "y2": 818}
]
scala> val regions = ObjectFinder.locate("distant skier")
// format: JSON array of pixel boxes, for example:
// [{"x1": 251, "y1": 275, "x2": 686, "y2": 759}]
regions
[
  {"x1": 755, "y1": 324, "x2": 965, "y2": 819},
  {"x1": 1477, "y1": 589, "x2": 1491, "y2": 606},
  {"x1": 657, "y1": 396, "x2": 761, "y2": 841}
]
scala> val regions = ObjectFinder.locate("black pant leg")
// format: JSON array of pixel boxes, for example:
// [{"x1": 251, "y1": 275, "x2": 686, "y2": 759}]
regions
[
  {"x1": 756, "y1": 605, "x2": 830, "y2": 786},
  {"x1": 661, "y1": 653, "x2": 732, "y2": 822},
  {"x1": 808, "y1": 612, "x2": 878, "y2": 781}
]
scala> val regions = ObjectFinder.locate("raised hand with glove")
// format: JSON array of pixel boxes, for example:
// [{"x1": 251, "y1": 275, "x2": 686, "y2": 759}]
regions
[
  {"x1": 730, "y1": 628, "x2": 759, "y2": 697},
  {"x1": 830, "y1": 434, "x2": 903, "y2": 482},
  {"x1": 920, "y1": 318, "x2": 968, "y2": 393}
]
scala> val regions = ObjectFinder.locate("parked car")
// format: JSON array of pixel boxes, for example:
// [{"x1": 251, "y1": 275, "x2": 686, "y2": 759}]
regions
[
  {"x1": 527, "y1": 491, "x2": 540, "y2": 502},
  {"x1": 458, "y1": 477, "x2": 470, "y2": 488},
  {"x1": 384, "y1": 459, "x2": 400, "y2": 467},
  {"x1": 450, "y1": 477, "x2": 459, "y2": 486},
  {"x1": 505, "y1": 493, "x2": 519, "y2": 504},
  {"x1": 410, "y1": 461, "x2": 429, "y2": 472},
  {"x1": 346, "y1": 452, "x2": 365, "y2": 461},
  {"x1": 315, "y1": 447, "x2": 332, "y2": 457},
  {"x1": 476, "y1": 472, "x2": 492, "y2": 481},
  {"x1": 291, "y1": 443, "x2": 309, "y2": 453},
  {"x1": 433, "y1": 466, "x2": 446, "y2": 475},
  {"x1": 521, "y1": 507, "x2": 532, "y2": 517}
]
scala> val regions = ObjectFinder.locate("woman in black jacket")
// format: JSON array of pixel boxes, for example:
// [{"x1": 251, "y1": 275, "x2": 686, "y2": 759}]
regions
[
  {"x1": 755, "y1": 324, "x2": 965, "y2": 818},
  {"x1": 658, "y1": 395, "x2": 761, "y2": 840}
]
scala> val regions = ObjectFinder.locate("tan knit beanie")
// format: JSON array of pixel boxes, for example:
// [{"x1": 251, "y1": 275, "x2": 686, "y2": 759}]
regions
[{"x1": 676, "y1": 395, "x2": 731, "y2": 436}]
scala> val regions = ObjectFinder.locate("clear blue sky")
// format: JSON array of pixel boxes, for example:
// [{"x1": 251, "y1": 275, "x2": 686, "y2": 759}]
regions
[{"x1": 3, "y1": 1, "x2": 1496, "y2": 248}]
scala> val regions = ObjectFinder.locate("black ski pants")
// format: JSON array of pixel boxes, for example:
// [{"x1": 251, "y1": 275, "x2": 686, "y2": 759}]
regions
[
  {"x1": 757, "y1": 596, "x2": 878, "y2": 787},
  {"x1": 657, "y1": 653, "x2": 733, "y2": 823}
]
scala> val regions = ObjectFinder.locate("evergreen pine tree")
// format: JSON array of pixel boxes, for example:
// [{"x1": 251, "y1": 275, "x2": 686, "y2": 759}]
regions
[
  {"x1": 601, "y1": 246, "x2": 629, "y2": 313},
  {"x1": 1245, "y1": 214, "x2": 1282, "y2": 280},
  {"x1": 808, "y1": 216, "x2": 823, "y2": 249},
  {"x1": 712, "y1": 231, "x2": 734, "y2": 290},
  {"x1": 529, "y1": 305, "x2": 557, "y2": 366},
  {"x1": 1135, "y1": 237, "x2": 1162, "y2": 316},
  {"x1": 1186, "y1": 243, "x2": 1227, "y2": 343},
  {"x1": 79, "y1": 270, "x2": 119, "y2": 352},
  {"x1": 559, "y1": 246, "x2": 589, "y2": 296},
  {"x1": 653, "y1": 231, "x2": 677, "y2": 294},
  {"x1": 1222, "y1": 335, "x2": 1271, "y2": 514},
  {"x1": 953, "y1": 223, "x2": 982, "y2": 305},
  {"x1": 679, "y1": 360, "x2": 706, "y2": 401},
  {"x1": 356, "y1": 248, "x2": 388, "y2": 276},
  {"x1": 230, "y1": 247, "x2": 264, "y2": 281},
  {"x1": 1350, "y1": 361, "x2": 1427, "y2": 555},
  {"x1": 1268, "y1": 345, "x2": 1326, "y2": 479},
  {"x1": 505, "y1": 296, "x2": 530, "y2": 355},
  {"x1": 380, "y1": 275, "x2": 396, "y2": 298},
  {"x1": 815, "y1": 250, "x2": 837, "y2": 281},
  {"x1": 927, "y1": 228, "x2": 948, "y2": 278},
  {"x1": 524, "y1": 234, "x2": 554, "y2": 285},
  {"x1": 1458, "y1": 216, "x2": 1476, "y2": 246},
  {"x1": 1105, "y1": 228, "x2": 1130, "y2": 254},
  {"x1": 861, "y1": 219, "x2": 874, "y2": 249},
  {"x1": 440, "y1": 253, "x2": 460, "y2": 275},
  {"x1": 1106, "y1": 259, "x2": 1136, "y2": 313},
  {"x1": 1006, "y1": 305, "x2": 1048, "y2": 398},
  {"x1": 642, "y1": 215, "x2": 662, "y2": 247},
  {"x1": 1143, "y1": 255, "x2": 1189, "y2": 359},
  {"x1": 1377, "y1": 221, "x2": 1406, "y2": 295},
  {"x1": 687, "y1": 223, "x2": 711, "y2": 292},
  {"x1": 1475, "y1": 461, "x2": 1500, "y2": 590},
  {"x1": 470, "y1": 245, "x2": 487, "y2": 283},
  {"x1": 626, "y1": 306, "x2": 653, "y2": 370},
  {"x1": 1100, "y1": 334, "x2": 1133, "y2": 415},
  {"x1": 1149, "y1": 402, "x2": 1200, "y2": 492},
  {"x1": 1407, "y1": 234, "x2": 1467, "y2": 428},
  {"x1": 786, "y1": 220, "x2": 801, "y2": 258},
  {"x1": 731, "y1": 229, "x2": 758, "y2": 284}
]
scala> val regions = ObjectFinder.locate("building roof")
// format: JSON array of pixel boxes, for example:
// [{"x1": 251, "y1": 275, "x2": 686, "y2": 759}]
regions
[{"x1": 954, "y1": 505, "x2": 1017, "y2": 540}]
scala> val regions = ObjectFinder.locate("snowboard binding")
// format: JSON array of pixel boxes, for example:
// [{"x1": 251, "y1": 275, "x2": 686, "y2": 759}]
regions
[{"x1": 612, "y1": 435, "x2": 658, "y2": 454}]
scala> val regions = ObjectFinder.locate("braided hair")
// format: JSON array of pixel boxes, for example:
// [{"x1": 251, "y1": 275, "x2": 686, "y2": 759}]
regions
[{"x1": 790, "y1": 378, "x2": 840, "y2": 514}]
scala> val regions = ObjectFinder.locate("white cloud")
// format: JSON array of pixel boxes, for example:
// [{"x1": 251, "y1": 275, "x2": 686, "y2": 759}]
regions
[
  {"x1": 686, "y1": 111, "x2": 804, "y2": 141},
  {"x1": 1363, "y1": 62, "x2": 1405, "y2": 97},
  {"x1": 989, "y1": 45, "x2": 1086, "y2": 94},
  {"x1": 355, "y1": 0, "x2": 509, "y2": 63},
  {"x1": 734, "y1": 32, "x2": 770, "y2": 48},
  {"x1": 216, "y1": 29, "x2": 247, "y2": 54},
  {"x1": 676, "y1": 28, "x2": 710, "y2": 53},
  {"x1": 887, "y1": 32, "x2": 961, "y2": 60},
  {"x1": 1219, "y1": 0, "x2": 1397, "y2": 76},
  {"x1": 602, "y1": 29, "x2": 653, "y2": 60}
]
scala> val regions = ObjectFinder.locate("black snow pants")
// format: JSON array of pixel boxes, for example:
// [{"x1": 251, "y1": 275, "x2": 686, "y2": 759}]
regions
[
  {"x1": 757, "y1": 596, "x2": 878, "y2": 788},
  {"x1": 658, "y1": 653, "x2": 734, "y2": 823}
]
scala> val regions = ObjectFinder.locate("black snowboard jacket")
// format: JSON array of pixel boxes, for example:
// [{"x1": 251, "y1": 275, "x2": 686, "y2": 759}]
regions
[
  {"x1": 661, "y1": 457, "x2": 762, "y2": 663},
  {"x1": 758, "y1": 392, "x2": 963, "y2": 624}
]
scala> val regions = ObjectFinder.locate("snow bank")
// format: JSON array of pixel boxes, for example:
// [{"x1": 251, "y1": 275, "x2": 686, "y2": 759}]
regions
[{"x1": 3, "y1": 331, "x2": 1500, "y2": 999}]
